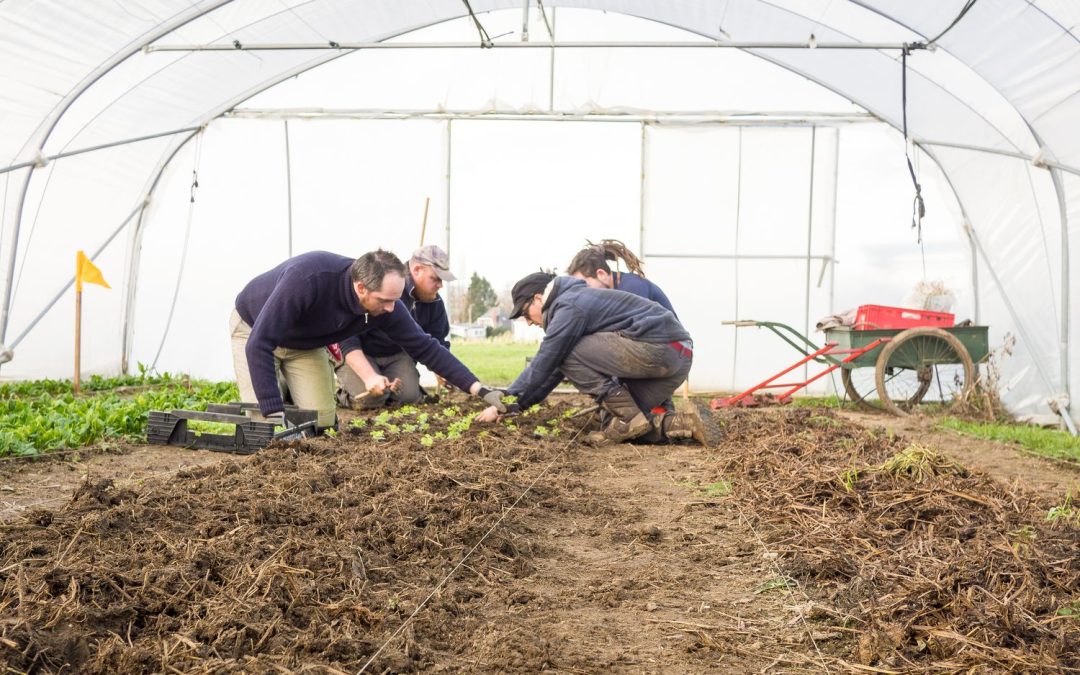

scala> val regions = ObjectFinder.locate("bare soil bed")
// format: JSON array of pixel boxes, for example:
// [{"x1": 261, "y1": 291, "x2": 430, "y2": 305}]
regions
[{"x1": 1, "y1": 400, "x2": 1078, "y2": 673}]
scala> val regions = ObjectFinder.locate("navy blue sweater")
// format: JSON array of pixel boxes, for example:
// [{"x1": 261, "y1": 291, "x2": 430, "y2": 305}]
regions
[
  {"x1": 235, "y1": 251, "x2": 478, "y2": 415},
  {"x1": 507, "y1": 277, "x2": 690, "y2": 408},
  {"x1": 352, "y1": 274, "x2": 450, "y2": 357},
  {"x1": 614, "y1": 272, "x2": 677, "y2": 317}
]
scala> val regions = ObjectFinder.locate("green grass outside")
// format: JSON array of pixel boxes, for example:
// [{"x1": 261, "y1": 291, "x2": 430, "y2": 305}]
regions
[
  {"x1": 450, "y1": 340, "x2": 539, "y2": 386},
  {"x1": 938, "y1": 417, "x2": 1080, "y2": 463}
]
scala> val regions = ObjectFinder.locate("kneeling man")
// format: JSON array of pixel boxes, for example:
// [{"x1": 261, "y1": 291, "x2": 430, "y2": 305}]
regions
[
  {"x1": 477, "y1": 272, "x2": 702, "y2": 445},
  {"x1": 335, "y1": 245, "x2": 455, "y2": 408},
  {"x1": 231, "y1": 249, "x2": 503, "y2": 431}
]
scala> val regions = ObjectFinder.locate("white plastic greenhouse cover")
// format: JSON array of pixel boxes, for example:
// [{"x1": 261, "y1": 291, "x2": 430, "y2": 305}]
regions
[{"x1": 0, "y1": 1, "x2": 1078, "y2": 425}]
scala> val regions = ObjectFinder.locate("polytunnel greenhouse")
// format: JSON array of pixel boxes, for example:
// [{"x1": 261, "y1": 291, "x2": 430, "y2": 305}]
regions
[{"x1": 5, "y1": 2, "x2": 1080, "y2": 672}]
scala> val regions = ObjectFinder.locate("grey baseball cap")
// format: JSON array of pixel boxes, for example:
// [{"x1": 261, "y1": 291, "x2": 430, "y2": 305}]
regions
[{"x1": 411, "y1": 244, "x2": 456, "y2": 281}]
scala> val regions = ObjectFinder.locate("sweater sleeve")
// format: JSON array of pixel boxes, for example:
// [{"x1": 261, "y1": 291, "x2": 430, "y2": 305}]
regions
[
  {"x1": 244, "y1": 269, "x2": 315, "y2": 415},
  {"x1": 506, "y1": 305, "x2": 586, "y2": 407},
  {"x1": 382, "y1": 303, "x2": 479, "y2": 391}
]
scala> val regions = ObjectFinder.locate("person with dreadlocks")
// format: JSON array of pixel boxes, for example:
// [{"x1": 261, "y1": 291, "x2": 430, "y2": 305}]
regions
[{"x1": 566, "y1": 239, "x2": 676, "y2": 316}]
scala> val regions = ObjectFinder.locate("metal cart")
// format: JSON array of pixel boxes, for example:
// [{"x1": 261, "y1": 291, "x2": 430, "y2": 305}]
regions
[{"x1": 712, "y1": 321, "x2": 989, "y2": 416}]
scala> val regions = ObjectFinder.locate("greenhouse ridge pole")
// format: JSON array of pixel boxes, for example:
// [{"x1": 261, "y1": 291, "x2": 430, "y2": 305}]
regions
[{"x1": 146, "y1": 39, "x2": 930, "y2": 52}]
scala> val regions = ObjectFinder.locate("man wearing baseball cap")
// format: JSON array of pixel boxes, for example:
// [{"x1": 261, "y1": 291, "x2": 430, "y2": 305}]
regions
[
  {"x1": 334, "y1": 244, "x2": 457, "y2": 408},
  {"x1": 475, "y1": 271, "x2": 704, "y2": 446}
]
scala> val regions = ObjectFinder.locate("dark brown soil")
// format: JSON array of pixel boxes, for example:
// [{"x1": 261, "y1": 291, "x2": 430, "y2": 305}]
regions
[{"x1": 1, "y1": 399, "x2": 1078, "y2": 673}]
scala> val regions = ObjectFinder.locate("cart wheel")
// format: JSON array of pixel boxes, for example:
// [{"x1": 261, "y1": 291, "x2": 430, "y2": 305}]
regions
[
  {"x1": 874, "y1": 327, "x2": 974, "y2": 417},
  {"x1": 841, "y1": 366, "x2": 927, "y2": 412}
]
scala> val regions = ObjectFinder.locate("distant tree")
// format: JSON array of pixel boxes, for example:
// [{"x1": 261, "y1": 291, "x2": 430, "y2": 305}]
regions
[{"x1": 466, "y1": 272, "x2": 498, "y2": 323}]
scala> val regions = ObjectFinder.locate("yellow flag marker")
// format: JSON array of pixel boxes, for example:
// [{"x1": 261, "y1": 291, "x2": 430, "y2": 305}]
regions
[
  {"x1": 74, "y1": 250, "x2": 110, "y2": 393},
  {"x1": 75, "y1": 250, "x2": 110, "y2": 292}
]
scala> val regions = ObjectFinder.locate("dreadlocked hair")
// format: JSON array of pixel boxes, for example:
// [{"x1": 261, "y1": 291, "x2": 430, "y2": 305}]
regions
[{"x1": 566, "y1": 239, "x2": 646, "y2": 278}]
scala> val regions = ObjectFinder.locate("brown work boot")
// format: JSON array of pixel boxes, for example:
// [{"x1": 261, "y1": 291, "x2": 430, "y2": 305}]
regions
[
  {"x1": 662, "y1": 410, "x2": 707, "y2": 445},
  {"x1": 586, "y1": 387, "x2": 651, "y2": 446}
]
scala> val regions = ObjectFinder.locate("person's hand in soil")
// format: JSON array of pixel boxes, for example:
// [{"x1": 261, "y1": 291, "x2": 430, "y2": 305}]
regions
[
  {"x1": 475, "y1": 406, "x2": 501, "y2": 423},
  {"x1": 364, "y1": 375, "x2": 399, "y2": 396}
]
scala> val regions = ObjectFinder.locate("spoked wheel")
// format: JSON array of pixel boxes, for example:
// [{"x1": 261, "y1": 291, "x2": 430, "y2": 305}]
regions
[
  {"x1": 874, "y1": 327, "x2": 974, "y2": 417},
  {"x1": 841, "y1": 366, "x2": 929, "y2": 412}
]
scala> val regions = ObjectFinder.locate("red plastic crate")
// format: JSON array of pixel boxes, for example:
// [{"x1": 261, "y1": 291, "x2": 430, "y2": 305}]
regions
[{"x1": 854, "y1": 304, "x2": 954, "y2": 330}]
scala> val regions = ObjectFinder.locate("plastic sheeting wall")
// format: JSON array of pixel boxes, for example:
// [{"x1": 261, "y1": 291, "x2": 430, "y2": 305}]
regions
[{"x1": 120, "y1": 115, "x2": 969, "y2": 396}]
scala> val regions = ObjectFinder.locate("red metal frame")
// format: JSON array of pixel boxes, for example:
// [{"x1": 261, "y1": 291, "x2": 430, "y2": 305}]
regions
[{"x1": 710, "y1": 338, "x2": 889, "y2": 409}]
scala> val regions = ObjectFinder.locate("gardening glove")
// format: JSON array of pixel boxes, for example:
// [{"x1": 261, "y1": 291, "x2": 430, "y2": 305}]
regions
[{"x1": 476, "y1": 386, "x2": 507, "y2": 413}]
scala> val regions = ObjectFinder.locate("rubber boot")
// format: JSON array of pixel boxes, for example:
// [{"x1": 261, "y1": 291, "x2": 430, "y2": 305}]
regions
[{"x1": 586, "y1": 387, "x2": 651, "y2": 446}]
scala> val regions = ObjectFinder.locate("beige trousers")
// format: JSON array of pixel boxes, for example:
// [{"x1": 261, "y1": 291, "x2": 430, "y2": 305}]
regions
[{"x1": 229, "y1": 309, "x2": 337, "y2": 428}]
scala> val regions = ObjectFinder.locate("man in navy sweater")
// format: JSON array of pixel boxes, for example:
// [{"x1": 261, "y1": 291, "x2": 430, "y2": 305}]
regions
[
  {"x1": 476, "y1": 272, "x2": 704, "y2": 446},
  {"x1": 334, "y1": 245, "x2": 454, "y2": 408},
  {"x1": 230, "y1": 249, "x2": 504, "y2": 431}
]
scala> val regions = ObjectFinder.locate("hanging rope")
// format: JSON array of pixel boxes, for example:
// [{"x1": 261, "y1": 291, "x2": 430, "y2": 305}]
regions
[
  {"x1": 896, "y1": 0, "x2": 978, "y2": 244},
  {"x1": 901, "y1": 47, "x2": 925, "y2": 244},
  {"x1": 461, "y1": 0, "x2": 493, "y2": 48},
  {"x1": 925, "y1": 0, "x2": 979, "y2": 46},
  {"x1": 151, "y1": 131, "x2": 202, "y2": 371}
]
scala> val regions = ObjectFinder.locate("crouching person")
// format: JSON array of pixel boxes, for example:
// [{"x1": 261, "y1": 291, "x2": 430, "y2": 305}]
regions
[
  {"x1": 476, "y1": 272, "x2": 703, "y2": 445},
  {"x1": 231, "y1": 249, "x2": 504, "y2": 432},
  {"x1": 334, "y1": 245, "x2": 454, "y2": 408}
]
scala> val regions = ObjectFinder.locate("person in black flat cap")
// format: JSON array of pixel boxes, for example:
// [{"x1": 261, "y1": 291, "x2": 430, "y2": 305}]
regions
[{"x1": 475, "y1": 271, "x2": 704, "y2": 445}]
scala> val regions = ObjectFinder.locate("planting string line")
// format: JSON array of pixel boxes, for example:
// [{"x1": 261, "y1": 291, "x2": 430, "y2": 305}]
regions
[
  {"x1": 730, "y1": 495, "x2": 831, "y2": 673},
  {"x1": 357, "y1": 419, "x2": 591, "y2": 674}
]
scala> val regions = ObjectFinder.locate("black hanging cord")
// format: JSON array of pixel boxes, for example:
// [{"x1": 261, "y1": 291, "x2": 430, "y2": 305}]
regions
[
  {"x1": 926, "y1": 0, "x2": 978, "y2": 45},
  {"x1": 901, "y1": 46, "x2": 925, "y2": 243},
  {"x1": 461, "y1": 0, "x2": 493, "y2": 48}
]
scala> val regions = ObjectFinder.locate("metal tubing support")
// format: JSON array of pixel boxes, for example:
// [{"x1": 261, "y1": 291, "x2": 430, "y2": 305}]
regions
[
  {"x1": 803, "y1": 127, "x2": 816, "y2": 382},
  {"x1": 284, "y1": 120, "x2": 294, "y2": 257},
  {"x1": 639, "y1": 123, "x2": 647, "y2": 263},
  {"x1": 520, "y1": 0, "x2": 530, "y2": 42},
  {"x1": 1, "y1": 199, "x2": 145, "y2": 359},
  {"x1": 146, "y1": 39, "x2": 930, "y2": 53},
  {"x1": 444, "y1": 120, "x2": 453, "y2": 261},
  {"x1": 122, "y1": 130, "x2": 202, "y2": 373},
  {"x1": 1048, "y1": 164, "x2": 1073, "y2": 427},
  {"x1": 917, "y1": 139, "x2": 1080, "y2": 179},
  {"x1": 0, "y1": 0, "x2": 237, "y2": 363},
  {"x1": 0, "y1": 126, "x2": 202, "y2": 177},
  {"x1": 646, "y1": 253, "x2": 836, "y2": 261},
  {"x1": 547, "y1": 8, "x2": 556, "y2": 112},
  {"x1": 227, "y1": 107, "x2": 879, "y2": 126}
]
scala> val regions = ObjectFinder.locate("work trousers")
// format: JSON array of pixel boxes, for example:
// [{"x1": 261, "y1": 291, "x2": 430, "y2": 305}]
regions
[
  {"x1": 229, "y1": 309, "x2": 337, "y2": 428},
  {"x1": 335, "y1": 351, "x2": 423, "y2": 408},
  {"x1": 559, "y1": 332, "x2": 692, "y2": 412}
]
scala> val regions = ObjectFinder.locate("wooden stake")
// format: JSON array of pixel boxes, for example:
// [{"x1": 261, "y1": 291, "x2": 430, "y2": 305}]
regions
[
  {"x1": 418, "y1": 196, "x2": 443, "y2": 398},
  {"x1": 74, "y1": 289, "x2": 82, "y2": 395},
  {"x1": 419, "y1": 196, "x2": 431, "y2": 247}
]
